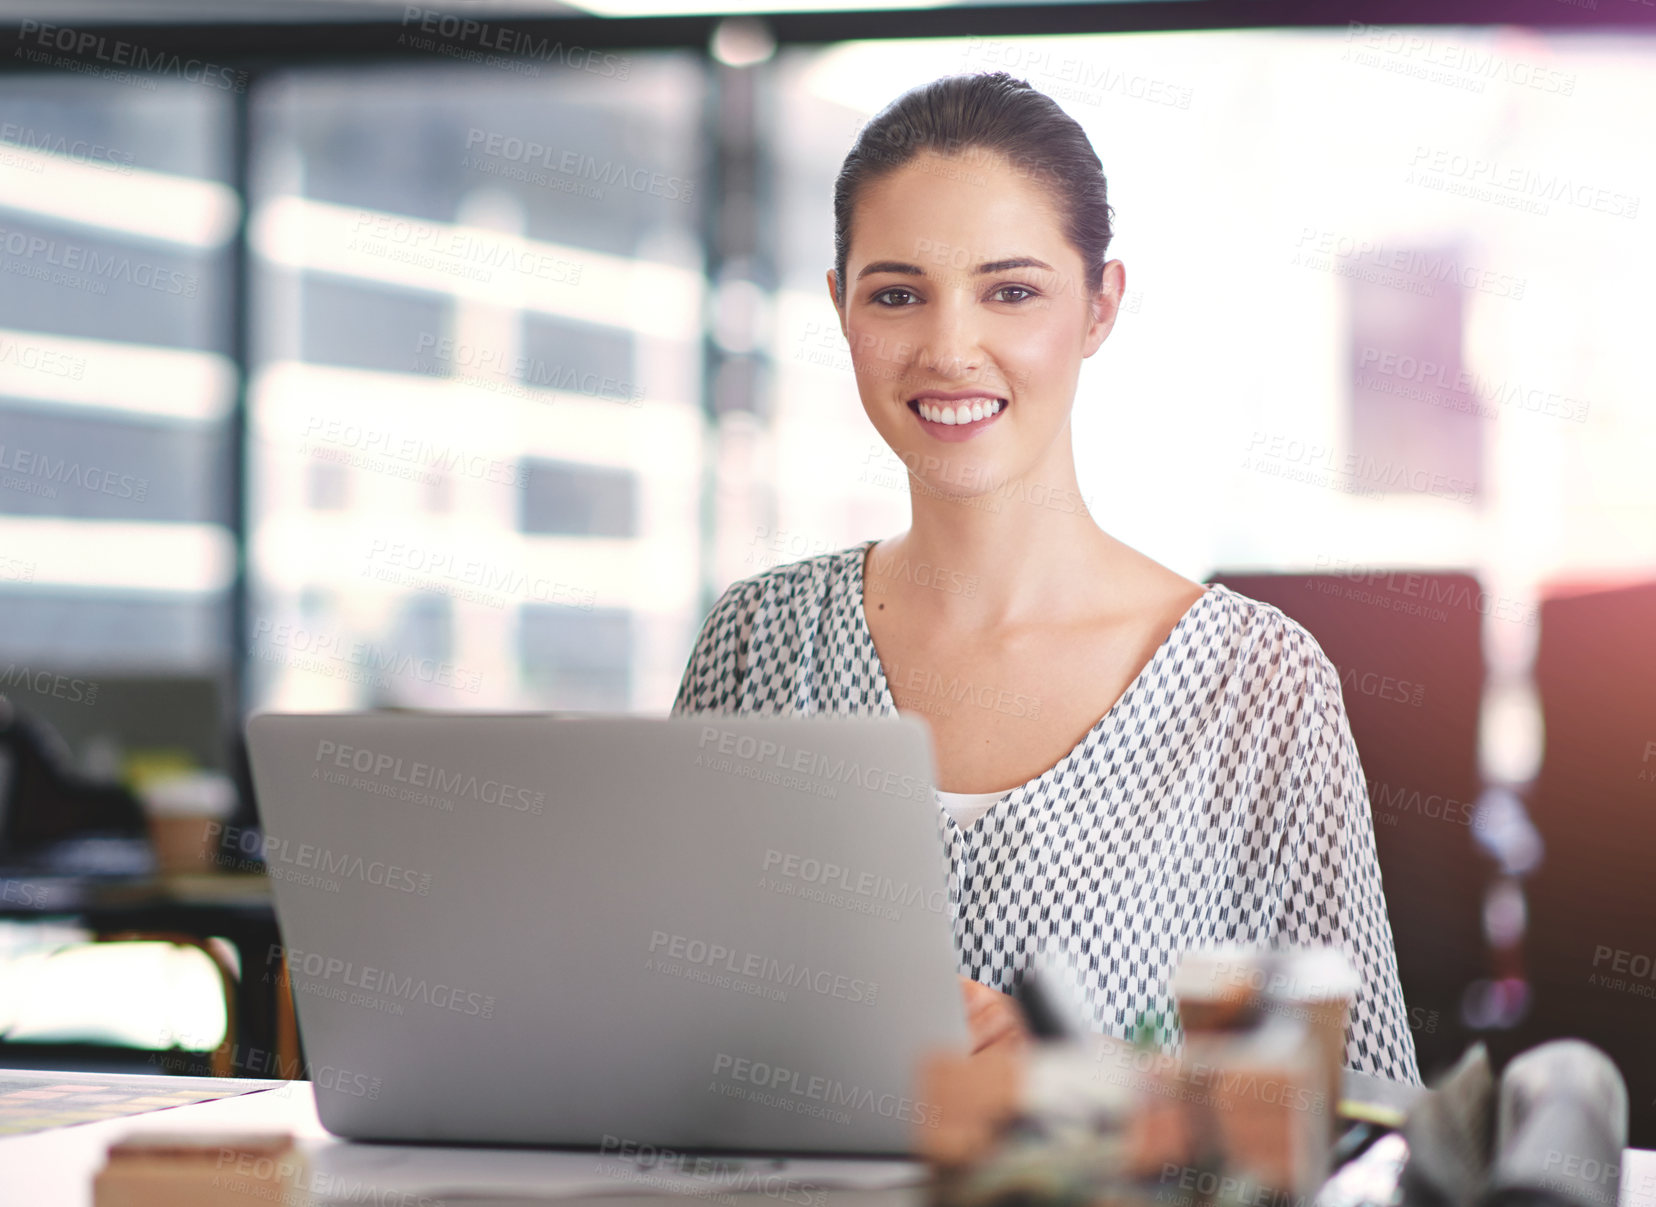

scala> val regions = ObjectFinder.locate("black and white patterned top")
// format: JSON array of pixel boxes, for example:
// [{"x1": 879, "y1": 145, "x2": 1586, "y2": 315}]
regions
[{"x1": 671, "y1": 539, "x2": 1422, "y2": 1085}]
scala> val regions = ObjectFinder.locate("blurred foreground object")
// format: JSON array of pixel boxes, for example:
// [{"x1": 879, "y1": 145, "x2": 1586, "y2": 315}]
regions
[
  {"x1": 919, "y1": 1030, "x2": 1330, "y2": 1207},
  {"x1": 918, "y1": 948, "x2": 1353, "y2": 1207},
  {"x1": 915, "y1": 941, "x2": 1627, "y2": 1207},
  {"x1": 1172, "y1": 945, "x2": 1357, "y2": 1138},
  {"x1": 1397, "y1": 1043, "x2": 1494, "y2": 1207},
  {"x1": 1485, "y1": 1040, "x2": 1627, "y2": 1207},
  {"x1": 92, "y1": 1129, "x2": 304, "y2": 1207},
  {"x1": 1396, "y1": 1038, "x2": 1626, "y2": 1207}
]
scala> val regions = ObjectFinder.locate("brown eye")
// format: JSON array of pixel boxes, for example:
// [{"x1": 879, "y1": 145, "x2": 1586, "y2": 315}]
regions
[
  {"x1": 874, "y1": 287, "x2": 918, "y2": 307},
  {"x1": 993, "y1": 285, "x2": 1036, "y2": 303}
]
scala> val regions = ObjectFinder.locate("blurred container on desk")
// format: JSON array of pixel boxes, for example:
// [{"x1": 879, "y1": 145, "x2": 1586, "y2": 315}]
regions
[
  {"x1": 139, "y1": 771, "x2": 238, "y2": 876},
  {"x1": 918, "y1": 948, "x2": 1352, "y2": 1207},
  {"x1": 1172, "y1": 945, "x2": 1358, "y2": 1142}
]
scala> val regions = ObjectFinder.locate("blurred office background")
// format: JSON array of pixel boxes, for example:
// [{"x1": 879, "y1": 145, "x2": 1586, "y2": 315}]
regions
[{"x1": 1, "y1": 3, "x2": 1655, "y2": 1135}]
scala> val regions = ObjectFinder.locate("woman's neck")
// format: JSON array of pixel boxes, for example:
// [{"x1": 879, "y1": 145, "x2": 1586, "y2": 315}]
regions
[{"x1": 873, "y1": 449, "x2": 1128, "y2": 631}]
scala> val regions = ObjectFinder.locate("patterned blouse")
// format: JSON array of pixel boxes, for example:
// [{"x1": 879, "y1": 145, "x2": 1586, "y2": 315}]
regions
[{"x1": 670, "y1": 539, "x2": 1422, "y2": 1084}]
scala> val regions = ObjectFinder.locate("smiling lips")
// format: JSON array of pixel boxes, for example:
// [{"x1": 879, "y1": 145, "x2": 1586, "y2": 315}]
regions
[{"x1": 907, "y1": 391, "x2": 1008, "y2": 439}]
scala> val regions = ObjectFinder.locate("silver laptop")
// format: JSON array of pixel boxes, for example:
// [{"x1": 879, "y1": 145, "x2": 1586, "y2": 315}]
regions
[{"x1": 244, "y1": 711, "x2": 970, "y2": 1154}]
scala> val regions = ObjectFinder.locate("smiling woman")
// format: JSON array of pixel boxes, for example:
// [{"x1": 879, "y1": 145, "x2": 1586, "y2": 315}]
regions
[{"x1": 672, "y1": 71, "x2": 1421, "y2": 1086}]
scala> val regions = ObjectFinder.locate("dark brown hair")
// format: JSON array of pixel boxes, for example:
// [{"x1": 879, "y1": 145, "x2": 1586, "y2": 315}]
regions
[{"x1": 831, "y1": 71, "x2": 1114, "y2": 309}]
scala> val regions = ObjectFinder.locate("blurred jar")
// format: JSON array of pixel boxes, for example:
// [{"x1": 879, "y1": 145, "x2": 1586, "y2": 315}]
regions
[{"x1": 141, "y1": 771, "x2": 237, "y2": 875}]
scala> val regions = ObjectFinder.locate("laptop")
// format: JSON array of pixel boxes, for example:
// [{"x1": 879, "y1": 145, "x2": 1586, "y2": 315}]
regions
[{"x1": 243, "y1": 711, "x2": 970, "y2": 1154}]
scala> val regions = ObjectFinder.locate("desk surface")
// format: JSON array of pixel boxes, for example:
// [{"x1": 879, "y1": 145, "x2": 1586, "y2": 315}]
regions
[
  {"x1": 3, "y1": 1074, "x2": 1656, "y2": 1207},
  {"x1": 0, "y1": 1076, "x2": 326, "y2": 1207},
  {"x1": 0, "y1": 872, "x2": 273, "y2": 917},
  {"x1": 0, "y1": 1075, "x2": 926, "y2": 1207}
]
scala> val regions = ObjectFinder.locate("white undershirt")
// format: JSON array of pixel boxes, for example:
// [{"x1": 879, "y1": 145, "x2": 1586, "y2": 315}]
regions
[{"x1": 936, "y1": 789, "x2": 1009, "y2": 830}]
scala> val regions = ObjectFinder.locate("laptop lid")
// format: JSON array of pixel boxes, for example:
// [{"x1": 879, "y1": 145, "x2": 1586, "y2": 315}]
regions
[{"x1": 244, "y1": 711, "x2": 970, "y2": 1154}]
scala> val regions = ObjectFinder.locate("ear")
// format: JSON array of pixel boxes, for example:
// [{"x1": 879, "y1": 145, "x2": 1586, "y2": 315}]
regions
[
  {"x1": 1081, "y1": 259, "x2": 1126, "y2": 358},
  {"x1": 825, "y1": 268, "x2": 848, "y2": 340}
]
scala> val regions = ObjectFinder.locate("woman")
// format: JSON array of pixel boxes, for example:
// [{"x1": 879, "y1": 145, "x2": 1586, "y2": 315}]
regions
[{"x1": 671, "y1": 71, "x2": 1421, "y2": 1085}]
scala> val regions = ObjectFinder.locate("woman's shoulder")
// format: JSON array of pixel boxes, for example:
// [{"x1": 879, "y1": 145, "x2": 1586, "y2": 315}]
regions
[
  {"x1": 673, "y1": 540, "x2": 871, "y2": 715},
  {"x1": 1197, "y1": 581, "x2": 1344, "y2": 714},
  {"x1": 699, "y1": 539, "x2": 870, "y2": 628}
]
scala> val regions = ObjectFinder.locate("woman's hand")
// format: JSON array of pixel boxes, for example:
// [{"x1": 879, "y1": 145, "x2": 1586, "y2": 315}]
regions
[
  {"x1": 959, "y1": 975, "x2": 1031, "y2": 1055},
  {"x1": 915, "y1": 982, "x2": 1029, "y2": 1166}
]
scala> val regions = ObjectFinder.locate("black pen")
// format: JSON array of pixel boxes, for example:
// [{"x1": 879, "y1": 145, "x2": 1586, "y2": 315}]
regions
[{"x1": 1013, "y1": 967, "x2": 1079, "y2": 1041}]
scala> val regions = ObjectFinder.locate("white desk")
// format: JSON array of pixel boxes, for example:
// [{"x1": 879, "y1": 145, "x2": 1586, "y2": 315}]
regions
[
  {"x1": 0, "y1": 1079, "x2": 926, "y2": 1207},
  {"x1": 0, "y1": 1079, "x2": 325, "y2": 1207},
  {"x1": 5, "y1": 1079, "x2": 1656, "y2": 1207}
]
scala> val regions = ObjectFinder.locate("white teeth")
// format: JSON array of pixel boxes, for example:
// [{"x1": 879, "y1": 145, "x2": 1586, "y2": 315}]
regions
[{"x1": 917, "y1": 398, "x2": 1004, "y2": 424}]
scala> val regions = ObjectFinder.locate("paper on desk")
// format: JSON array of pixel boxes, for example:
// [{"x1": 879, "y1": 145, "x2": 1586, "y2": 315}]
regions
[{"x1": 305, "y1": 1140, "x2": 927, "y2": 1203}]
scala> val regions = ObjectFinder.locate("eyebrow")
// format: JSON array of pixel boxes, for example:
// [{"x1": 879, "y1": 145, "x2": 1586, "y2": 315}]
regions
[{"x1": 855, "y1": 256, "x2": 1055, "y2": 280}]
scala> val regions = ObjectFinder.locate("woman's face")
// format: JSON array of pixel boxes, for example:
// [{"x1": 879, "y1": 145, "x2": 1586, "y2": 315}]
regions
[{"x1": 829, "y1": 147, "x2": 1123, "y2": 499}]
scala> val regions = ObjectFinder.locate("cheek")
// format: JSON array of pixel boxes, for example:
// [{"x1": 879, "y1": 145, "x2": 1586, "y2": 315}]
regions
[
  {"x1": 997, "y1": 316, "x2": 1078, "y2": 392},
  {"x1": 846, "y1": 327, "x2": 907, "y2": 386}
]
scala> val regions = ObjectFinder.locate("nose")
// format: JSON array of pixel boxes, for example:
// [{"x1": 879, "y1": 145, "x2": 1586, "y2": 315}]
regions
[{"x1": 913, "y1": 291, "x2": 981, "y2": 379}]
